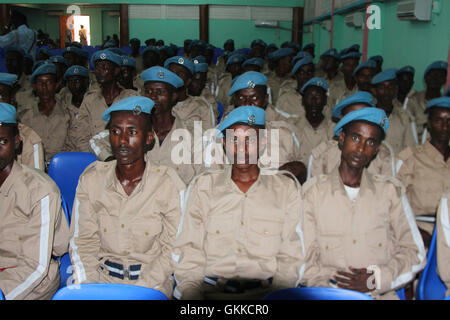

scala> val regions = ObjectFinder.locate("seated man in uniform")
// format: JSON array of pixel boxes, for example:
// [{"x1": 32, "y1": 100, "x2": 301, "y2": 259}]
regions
[
  {"x1": 436, "y1": 188, "x2": 450, "y2": 297},
  {"x1": 396, "y1": 66, "x2": 416, "y2": 106},
  {"x1": 338, "y1": 51, "x2": 362, "y2": 101},
  {"x1": 302, "y1": 107, "x2": 426, "y2": 300},
  {"x1": 308, "y1": 92, "x2": 396, "y2": 180},
  {"x1": 69, "y1": 96, "x2": 185, "y2": 299},
  {"x1": 0, "y1": 72, "x2": 45, "y2": 170},
  {"x1": 320, "y1": 48, "x2": 344, "y2": 106},
  {"x1": 128, "y1": 38, "x2": 144, "y2": 74},
  {"x1": 173, "y1": 106, "x2": 305, "y2": 300},
  {"x1": 396, "y1": 97, "x2": 450, "y2": 247},
  {"x1": 336, "y1": 60, "x2": 378, "y2": 103},
  {"x1": 0, "y1": 103, "x2": 69, "y2": 299},
  {"x1": 216, "y1": 53, "x2": 245, "y2": 110},
  {"x1": 266, "y1": 48, "x2": 296, "y2": 105},
  {"x1": 118, "y1": 56, "x2": 138, "y2": 91}
]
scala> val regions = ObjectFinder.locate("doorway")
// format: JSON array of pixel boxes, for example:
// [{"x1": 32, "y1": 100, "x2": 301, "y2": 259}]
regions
[{"x1": 59, "y1": 14, "x2": 90, "y2": 48}]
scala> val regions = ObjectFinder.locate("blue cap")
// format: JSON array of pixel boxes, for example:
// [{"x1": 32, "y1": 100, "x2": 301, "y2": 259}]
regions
[
  {"x1": 102, "y1": 96, "x2": 155, "y2": 122},
  {"x1": 268, "y1": 48, "x2": 295, "y2": 61},
  {"x1": 0, "y1": 73, "x2": 18, "y2": 87},
  {"x1": 251, "y1": 39, "x2": 267, "y2": 48},
  {"x1": 91, "y1": 50, "x2": 123, "y2": 67},
  {"x1": 142, "y1": 46, "x2": 160, "y2": 56},
  {"x1": 141, "y1": 66, "x2": 184, "y2": 89},
  {"x1": 0, "y1": 103, "x2": 17, "y2": 125},
  {"x1": 332, "y1": 91, "x2": 375, "y2": 119},
  {"x1": 62, "y1": 46, "x2": 89, "y2": 59},
  {"x1": 371, "y1": 68, "x2": 398, "y2": 85},
  {"x1": 49, "y1": 55, "x2": 68, "y2": 66},
  {"x1": 292, "y1": 51, "x2": 313, "y2": 64},
  {"x1": 334, "y1": 107, "x2": 389, "y2": 136},
  {"x1": 194, "y1": 63, "x2": 208, "y2": 73},
  {"x1": 63, "y1": 65, "x2": 89, "y2": 80},
  {"x1": 103, "y1": 40, "x2": 117, "y2": 49},
  {"x1": 397, "y1": 66, "x2": 415, "y2": 76},
  {"x1": 303, "y1": 43, "x2": 315, "y2": 51},
  {"x1": 426, "y1": 97, "x2": 450, "y2": 110},
  {"x1": 226, "y1": 53, "x2": 246, "y2": 66},
  {"x1": 291, "y1": 56, "x2": 314, "y2": 76},
  {"x1": 340, "y1": 52, "x2": 362, "y2": 61},
  {"x1": 264, "y1": 43, "x2": 278, "y2": 56},
  {"x1": 242, "y1": 58, "x2": 265, "y2": 69},
  {"x1": 369, "y1": 55, "x2": 384, "y2": 64},
  {"x1": 121, "y1": 56, "x2": 136, "y2": 69},
  {"x1": 321, "y1": 48, "x2": 340, "y2": 60},
  {"x1": 287, "y1": 42, "x2": 302, "y2": 51},
  {"x1": 217, "y1": 106, "x2": 265, "y2": 138},
  {"x1": 189, "y1": 40, "x2": 206, "y2": 50},
  {"x1": 32, "y1": 59, "x2": 51, "y2": 72},
  {"x1": 353, "y1": 60, "x2": 377, "y2": 77},
  {"x1": 424, "y1": 61, "x2": 448, "y2": 76},
  {"x1": 69, "y1": 41, "x2": 82, "y2": 48},
  {"x1": 5, "y1": 46, "x2": 25, "y2": 56},
  {"x1": 192, "y1": 56, "x2": 207, "y2": 64},
  {"x1": 30, "y1": 63, "x2": 56, "y2": 83},
  {"x1": 228, "y1": 71, "x2": 267, "y2": 96},
  {"x1": 38, "y1": 48, "x2": 52, "y2": 58},
  {"x1": 164, "y1": 56, "x2": 195, "y2": 75},
  {"x1": 300, "y1": 77, "x2": 329, "y2": 95},
  {"x1": 107, "y1": 47, "x2": 127, "y2": 56}
]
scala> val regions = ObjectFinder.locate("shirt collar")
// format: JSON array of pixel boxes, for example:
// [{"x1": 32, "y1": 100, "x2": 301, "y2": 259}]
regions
[
  {"x1": 0, "y1": 161, "x2": 22, "y2": 197},
  {"x1": 330, "y1": 166, "x2": 375, "y2": 198}
]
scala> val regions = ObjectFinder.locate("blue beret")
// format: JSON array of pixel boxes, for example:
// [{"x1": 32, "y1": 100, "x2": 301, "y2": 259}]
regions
[
  {"x1": 425, "y1": 61, "x2": 448, "y2": 76},
  {"x1": 32, "y1": 59, "x2": 51, "y2": 72},
  {"x1": 251, "y1": 39, "x2": 267, "y2": 48},
  {"x1": 349, "y1": 44, "x2": 360, "y2": 52},
  {"x1": 291, "y1": 56, "x2": 314, "y2": 75},
  {"x1": 303, "y1": 43, "x2": 315, "y2": 50},
  {"x1": 194, "y1": 63, "x2": 208, "y2": 73},
  {"x1": 5, "y1": 46, "x2": 25, "y2": 56},
  {"x1": 91, "y1": 50, "x2": 122, "y2": 67},
  {"x1": 353, "y1": 60, "x2": 377, "y2": 77},
  {"x1": 164, "y1": 56, "x2": 195, "y2": 75},
  {"x1": 64, "y1": 65, "x2": 89, "y2": 80},
  {"x1": 397, "y1": 66, "x2": 415, "y2": 76},
  {"x1": 102, "y1": 96, "x2": 155, "y2": 122},
  {"x1": 300, "y1": 77, "x2": 329, "y2": 95},
  {"x1": 0, "y1": 73, "x2": 18, "y2": 87},
  {"x1": 217, "y1": 106, "x2": 265, "y2": 138},
  {"x1": 69, "y1": 41, "x2": 83, "y2": 48},
  {"x1": 49, "y1": 55, "x2": 68, "y2": 66},
  {"x1": 292, "y1": 51, "x2": 313, "y2": 64},
  {"x1": 0, "y1": 103, "x2": 17, "y2": 125},
  {"x1": 62, "y1": 46, "x2": 89, "y2": 59},
  {"x1": 121, "y1": 56, "x2": 136, "y2": 69},
  {"x1": 268, "y1": 48, "x2": 295, "y2": 61},
  {"x1": 426, "y1": 97, "x2": 450, "y2": 110},
  {"x1": 142, "y1": 46, "x2": 160, "y2": 56},
  {"x1": 193, "y1": 56, "x2": 207, "y2": 64},
  {"x1": 141, "y1": 66, "x2": 184, "y2": 89},
  {"x1": 242, "y1": 58, "x2": 265, "y2": 69},
  {"x1": 287, "y1": 42, "x2": 302, "y2": 51},
  {"x1": 332, "y1": 91, "x2": 375, "y2": 119},
  {"x1": 334, "y1": 107, "x2": 389, "y2": 136},
  {"x1": 369, "y1": 55, "x2": 384, "y2": 64},
  {"x1": 340, "y1": 52, "x2": 362, "y2": 61},
  {"x1": 38, "y1": 48, "x2": 52, "y2": 58},
  {"x1": 321, "y1": 48, "x2": 340, "y2": 60},
  {"x1": 228, "y1": 71, "x2": 267, "y2": 96},
  {"x1": 226, "y1": 53, "x2": 246, "y2": 66},
  {"x1": 107, "y1": 47, "x2": 127, "y2": 56},
  {"x1": 264, "y1": 43, "x2": 278, "y2": 56},
  {"x1": 103, "y1": 40, "x2": 117, "y2": 49},
  {"x1": 371, "y1": 68, "x2": 398, "y2": 85},
  {"x1": 189, "y1": 40, "x2": 207, "y2": 50},
  {"x1": 30, "y1": 63, "x2": 56, "y2": 83}
]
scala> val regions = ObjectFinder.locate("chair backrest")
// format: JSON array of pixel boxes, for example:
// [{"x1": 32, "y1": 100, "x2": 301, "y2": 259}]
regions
[
  {"x1": 0, "y1": 289, "x2": 4, "y2": 300},
  {"x1": 52, "y1": 283, "x2": 168, "y2": 300},
  {"x1": 416, "y1": 228, "x2": 448, "y2": 300},
  {"x1": 217, "y1": 101, "x2": 224, "y2": 124},
  {"x1": 48, "y1": 152, "x2": 97, "y2": 221},
  {"x1": 263, "y1": 287, "x2": 373, "y2": 300}
]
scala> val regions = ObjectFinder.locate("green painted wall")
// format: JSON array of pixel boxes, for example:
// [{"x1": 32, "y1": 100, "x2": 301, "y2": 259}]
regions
[
  {"x1": 6, "y1": 1, "x2": 304, "y2": 7},
  {"x1": 102, "y1": 10, "x2": 119, "y2": 42}
]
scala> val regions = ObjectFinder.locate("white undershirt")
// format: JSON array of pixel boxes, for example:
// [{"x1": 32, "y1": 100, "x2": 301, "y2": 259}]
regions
[{"x1": 344, "y1": 185, "x2": 360, "y2": 201}]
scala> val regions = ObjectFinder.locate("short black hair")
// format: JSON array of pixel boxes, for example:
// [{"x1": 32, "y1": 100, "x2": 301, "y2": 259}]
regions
[{"x1": 342, "y1": 120, "x2": 386, "y2": 143}]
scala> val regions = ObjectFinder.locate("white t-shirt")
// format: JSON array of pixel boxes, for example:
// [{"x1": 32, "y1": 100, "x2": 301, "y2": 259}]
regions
[{"x1": 344, "y1": 185, "x2": 360, "y2": 202}]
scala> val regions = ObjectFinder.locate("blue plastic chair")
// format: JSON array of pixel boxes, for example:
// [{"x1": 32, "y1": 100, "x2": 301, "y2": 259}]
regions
[
  {"x1": 0, "y1": 289, "x2": 4, "y2": 300},
  {"x1": 48, "y1": 152, "x2": 97, "y2": 223},
  {"x1": 217, "y1": 101, "x2": 225, "y2": 124},
  {"x1": 416, "y1": 228, "x2": 448, "y2": 300},
  {"x1": 263, "y1": 287, "x2": 374, "y2": 300},
  {"x1": 52, "y1": 283, "x2": 168, "y2": 300}
]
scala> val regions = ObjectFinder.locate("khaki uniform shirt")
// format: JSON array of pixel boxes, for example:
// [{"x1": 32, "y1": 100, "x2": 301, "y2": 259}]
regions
[
  {"x1": 200, "y1": 87, "x2": 219, "y2": 125},
  {"x1": 15, "y1": 88, "x2": 37, "y2": 113},
  {"x1": 18, "y1": 98, "x2": 71, "y2": 164},
  {"x1": 267, "y1": 73, "x2": 292, "y2": 106},
  {"x1": 17, "y1": 73, "x2": 31, "y2": 92},
  {"x1": 275, "y1": 90, "x2": 333, "y2": 121},
  {"x1": 406, "y1": 90, "x2": 429, "y2": 137},
  {"x1": 302, "y1": 169, "x2": 426, "y2": 299},
  {"x1": 133, "y1": 70, "x2": 145, "y2": 95},
  {"x1": 308, "y1": 139, "x2": 396, "y2": 180},
  {"x1": 396, "y1": 141, "x2": 450, "y2": 234},
  {"x1": 215, "y1": 73, "x2": 233, "y2": 108},
  {"x1": 69, "y1": 157, "x2": 185, "y2": 298},
  {"x1": 325, "y1": 71, "x2": 346, "y2": 107},
  {"x1": 74, "y1": 88, "x2": 137, "y2": 152},
  {"x1": 172, "y1": 166, "x2": 305, "y2": 299},
  {"x1": 385, "y1": 102, "x2": 418, "y2": 155},
  {"x1": 0, "y1": 161, "x2": 70, "y2": 300},
  {"x1": 278, "y1": 78, "x2": 297, "y2": 98},
  {"x1": 17, "y1": 123, "x2": 45, "y2": 171},
  {"x1": 436, "y1": 189, "x2": 450, "y2": 296},
  {"x1": 173, "y1": 95, "x2": 215, "y2": 130}
]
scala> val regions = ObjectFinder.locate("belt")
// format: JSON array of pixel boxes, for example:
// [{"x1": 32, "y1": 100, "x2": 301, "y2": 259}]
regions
[
  {"x1": 101, "y1": 260, "x2": 142, "y2": 280},
  {"x1": 204, "y1": 276, "x2": 273, "y2": 294}
]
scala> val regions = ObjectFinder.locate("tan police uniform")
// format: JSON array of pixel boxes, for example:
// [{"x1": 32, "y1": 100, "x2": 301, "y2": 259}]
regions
[
  {"x1": 129, "y1": 54, "x2": 144, "y2": 74},
  {"x1": 73, "y1": 88, "x2": 137, "y2": 152},
  {"x1": 200, "y1": 87, "x2": 219, "y2": 125},
  {"x1": 133, "y1": 70, "x2": 145, "y2": 94},
  {"x1": 61, "y1": 93, "x2": 86, "y2": 153},
  {"x1": 276, "y1": 90, "x2": 333, "y2": 122},
  {"x1": 0, "y1": 161, "x2": 70, "y2": 300},
  {"x1": 302, "y1": 168, "x2": 426, "y2": 300},
  {"x1": 17, "y1": 73, "x2": 31, "y2": 92},
  {"x1": 15, "y1": 87, "x2": 37, "y2": 113},
  {"x1": 18, "y1": 97, "x2": 71, "y2": 164},
  {"x1": 88, "y1": 70, "x2": 99, "y2": 91},
  {"x1": 396, "y1": 141, "x2": 450, "y2": 235},
  {"x1": 335, "y1": 86, "x2": 358, "y2": 106},
  {"x1": 278, "y1": 78, "x2": 297, "y2": 98},
  {"x1": 267, "y1": 73, "x2": 292, "y2": 106},
  {"x1": 215, "y1": 73, "x2": 233, "y2": 108},
  {"x1": 308, "y1": 139, "x2": 396, "y2": 180},
  {"x1": 385, "y1": 101, "x2": 418, "y2": 155},
  {"x1": 405, "y1": 90, "x2": 429, "y2": 137},
  {"x1": 172, "y1": 166, "x2": 305, "y2": 300},
  {"x1": 17, "y1": 122, "x2": 45, "y2": 171},
  {"x1": 436, "y1": 188, "x2": 450, "y2": 297},
  {"x1": 173, "y1": 95, "x2": 215, "y2": 130},
  {"x1": 69, "y1": 157, "x2": 185, "y2": 298}
]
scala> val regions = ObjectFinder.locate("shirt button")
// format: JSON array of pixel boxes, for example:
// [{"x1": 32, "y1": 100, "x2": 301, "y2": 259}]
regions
[
  {"x1": 237, "y1": 248, "x2": 242, "y2": 253},
  {"x1": 176, "y1": 167, "x2": 179, "y2": 171},
  {"x1": 216, "y1": 230, "x2": 220, "y2": 234},
  {"x1": 121, "y1": 224, "x2": 125, "y2": 228},
  {"x1": 241, "y1": 221, "x2": 244, "y2": 226},
  {"x1": 145, "y1": 232, "x2": 149, "y2": 236},
  {"x1": 18, "y1": 237, "x2": 22, "y2": 241},
  {"x1": 353, "y1": 240, "x2": 357, "y2": 244},
  {"x1": 264, "y1": 229, "x2": 269, "y2": 235},
  {"x1": 103, "y1": 228, "x2": 107, "y2": 232},
  {"x1": 244, "y1": 194, "x2": 248, "y2": 198},
  {"x1": 378, "y1": 243, "x2": 382, "y2": 247},
  {"x1": 325, "y1": 245, "x2": 329, "y2": 250},
  {"x1": 156, "y1": 169, "x2": 160, "y2": 172}
]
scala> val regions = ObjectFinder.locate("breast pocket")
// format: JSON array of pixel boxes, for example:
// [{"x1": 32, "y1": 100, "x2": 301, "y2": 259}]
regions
[
  {"x1": 365, "y1": 229, "x2": 389, "y2": 264},
  {"x1": 247, "y1": 217, "x2": 283, "y2": 257},
  {"x1": 205, "y1": 215, "x2": 235, "y2": 259},
  {"x1": 97, "y1": 213, "x2": 119, "y2": 253},
  {"x1": 318, "y1": 235, "x2": 345, "y2": 268},
  {"x1": 131, "y1": 217, "x2": 162, "y2": 253}
]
